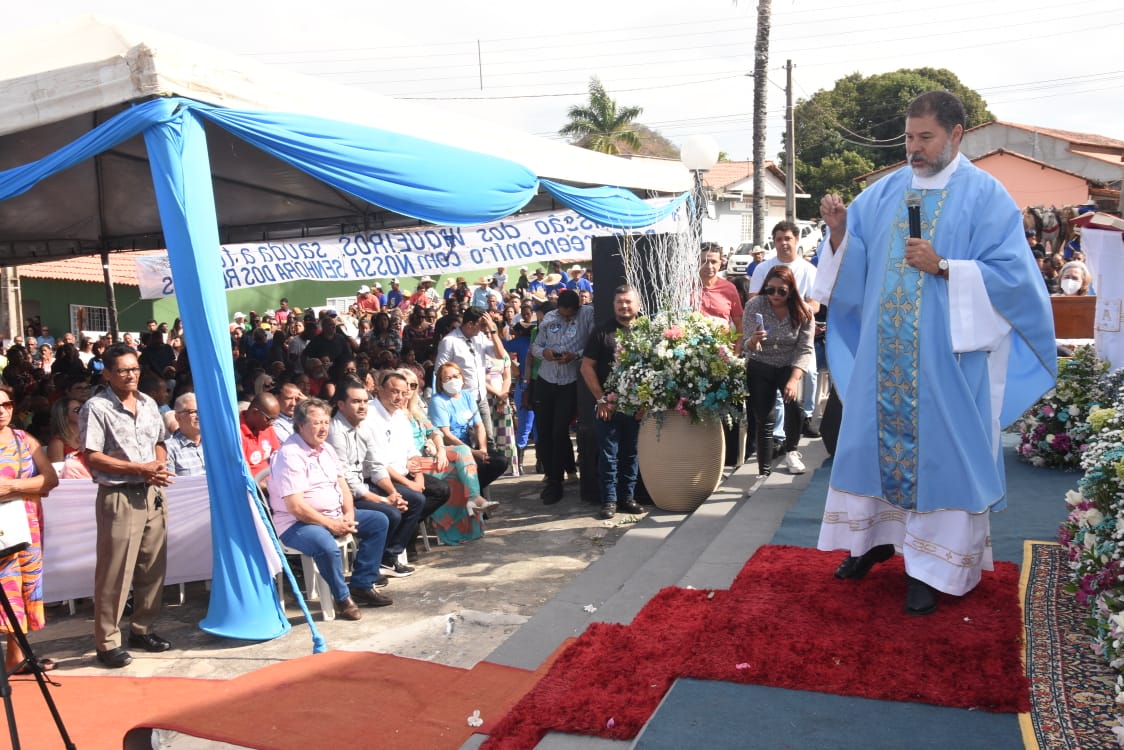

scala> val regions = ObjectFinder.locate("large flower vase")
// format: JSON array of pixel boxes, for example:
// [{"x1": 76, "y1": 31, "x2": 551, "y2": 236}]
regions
[{"x1": 638, "y1": 413, "x2": 725, "y2": 512}]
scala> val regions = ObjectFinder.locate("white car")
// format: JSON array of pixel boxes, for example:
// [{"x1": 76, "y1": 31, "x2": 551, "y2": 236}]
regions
[{"x1": 725, "y1": 243, "x2": 761, "y2": 277}]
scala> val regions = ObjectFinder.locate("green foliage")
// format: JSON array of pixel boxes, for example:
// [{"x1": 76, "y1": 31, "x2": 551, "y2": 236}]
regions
[
  {"x1": 791, "y1": 68, "x2": 993, "y2": 205},
  {"x1": 559, "y1": 77, "x2": 644, "y2": 155}
]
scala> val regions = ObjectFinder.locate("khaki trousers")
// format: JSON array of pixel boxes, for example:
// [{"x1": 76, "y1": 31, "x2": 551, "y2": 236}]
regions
[{"x1": 93, "y1": 484, "x2": 168, "y2": 652}]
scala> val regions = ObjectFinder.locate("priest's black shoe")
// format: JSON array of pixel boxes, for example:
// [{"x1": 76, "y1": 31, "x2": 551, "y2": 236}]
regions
[
  {"x1": 96, "y1": 647, "x2": 133, "y2": 668},
  {"x1": 905, "y1": 575, "x2": 938, "y2": 616},
  {"x1": 833, "y1": 544, "x2": 895, "y2": 579},
  {"x1": 128, "y1": 631, "x2": 173, "y2": 652}
]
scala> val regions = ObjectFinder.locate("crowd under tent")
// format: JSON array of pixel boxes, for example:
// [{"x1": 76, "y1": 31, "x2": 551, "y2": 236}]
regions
[{"x1": 0, "y1": 16, "x2": 692, "y2": 649}]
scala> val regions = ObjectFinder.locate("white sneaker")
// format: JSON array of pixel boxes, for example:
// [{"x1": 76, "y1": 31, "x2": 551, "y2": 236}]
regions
[{"x1": 783, "y1": 451, "x2": 806, "y2": 474}]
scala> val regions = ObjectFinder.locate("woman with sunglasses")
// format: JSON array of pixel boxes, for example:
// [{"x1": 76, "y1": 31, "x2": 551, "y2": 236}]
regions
[
  {"x1": 397, "y1": 368, "x2": 491, "y2": 544},
  {"x1": 742, "y1": 265, "x2": 815, "y2": 477}
]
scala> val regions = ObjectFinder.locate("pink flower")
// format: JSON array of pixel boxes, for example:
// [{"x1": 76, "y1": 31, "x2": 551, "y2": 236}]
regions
[
  {"x1": 675, "y1": 396, "x2": 689, "y2": 415},
  {"x1": 606, "y1": 393, "x2": 617, "y2": 403},
  {"x1": 1042, "y1": 405, "x2": 1055, "y2": 417},
  {"x1": 663, "y1": 325, "x2": 684, "y2": 340}
]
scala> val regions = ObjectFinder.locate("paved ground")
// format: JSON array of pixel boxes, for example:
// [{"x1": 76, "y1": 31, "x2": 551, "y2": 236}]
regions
[{"x1": 25, "y1": 446, "x2": 646, "y2": 681}]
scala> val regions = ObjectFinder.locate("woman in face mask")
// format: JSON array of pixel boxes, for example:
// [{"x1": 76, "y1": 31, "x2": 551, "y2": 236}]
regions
[
  {"x1": 428, "y1": 362, "x2": 510, "y2": 496},
  {"x1": 1055, "y1": 260, "x2": 1093, "y2": 296}
]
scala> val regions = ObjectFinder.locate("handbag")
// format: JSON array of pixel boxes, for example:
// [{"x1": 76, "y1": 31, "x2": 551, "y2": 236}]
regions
[{"x1": 0, "y1": 499, "x2": 31, "y2": 557}]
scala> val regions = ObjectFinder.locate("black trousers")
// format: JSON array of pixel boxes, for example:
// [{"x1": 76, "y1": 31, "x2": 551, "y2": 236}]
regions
[
  {"x1": 746, "y1": 360, "x2": 804, "y2": 475},
  {"x1": 362, "y1": 475, "x2": 449, "y2": 557},
  {"x1": 533, "y1": 377, "x2": 577, "y2": 485}
]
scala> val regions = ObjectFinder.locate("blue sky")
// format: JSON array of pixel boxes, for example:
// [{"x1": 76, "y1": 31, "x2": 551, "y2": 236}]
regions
[{"x1": 9, "y1": 0, "x2": 1124, "y2": 161}]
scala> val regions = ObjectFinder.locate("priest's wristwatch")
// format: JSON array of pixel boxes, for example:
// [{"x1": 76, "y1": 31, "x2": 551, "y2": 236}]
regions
[{"x1": 936, "y1": 257, "x2": 949, "y2": 279}]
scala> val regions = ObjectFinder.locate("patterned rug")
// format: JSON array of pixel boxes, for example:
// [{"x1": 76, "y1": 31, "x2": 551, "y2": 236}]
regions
[{"x1": 1021, "y1": 540, "x2": 1118, "y2": 749}]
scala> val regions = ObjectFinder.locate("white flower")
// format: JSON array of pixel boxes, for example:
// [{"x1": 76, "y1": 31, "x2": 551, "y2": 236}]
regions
[
  {"x1": 1086, "y1": 509, "x2": 1107, "y2": 528},
  {"x1": 466, "y1": 710, "x2": 484, "y2": 728},
  {"x1": 1066, "y1": 489, "x2": 1086, "y2": 508}
]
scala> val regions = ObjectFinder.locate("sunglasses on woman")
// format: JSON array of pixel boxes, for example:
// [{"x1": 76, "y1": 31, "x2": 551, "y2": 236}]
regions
[{"x1": 762, "y1": 286, "x2": 789, "y2": 297}]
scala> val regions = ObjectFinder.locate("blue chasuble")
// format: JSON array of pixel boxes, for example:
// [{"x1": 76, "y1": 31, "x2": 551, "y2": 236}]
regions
[{"x1": 826, "y1": 157, "x2": 1055, "y2": 514}]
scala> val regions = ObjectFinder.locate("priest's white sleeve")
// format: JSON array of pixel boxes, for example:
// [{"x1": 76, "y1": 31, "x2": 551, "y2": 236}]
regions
[
  {"x1": 810, "y1": 232, "x2": 846, "y2": 305},
  {"x1": 948, "y1": 259, "x2": 1012, "y2": 458}
]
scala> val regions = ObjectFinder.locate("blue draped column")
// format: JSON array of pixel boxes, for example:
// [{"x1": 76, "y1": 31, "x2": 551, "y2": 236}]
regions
[{"x1": 143, "y1": 106, "x2": 298, "y2": 643}]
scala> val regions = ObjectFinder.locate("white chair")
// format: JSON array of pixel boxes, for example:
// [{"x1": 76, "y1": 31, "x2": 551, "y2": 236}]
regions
[{"x1": 279, "y1": 533, "x2": 356, "y2": 621}]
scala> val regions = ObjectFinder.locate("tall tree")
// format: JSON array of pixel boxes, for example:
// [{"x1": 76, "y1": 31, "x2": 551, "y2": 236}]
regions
[
  {"x1": 559, "y1": 77, "x2": 644, "y2": 155},
  {"x1": 787, "y1": 68, "x2": 993, "y2": 216},
  {"x1": 752, "y1": 0, "x2": 771, "y2": 246}
]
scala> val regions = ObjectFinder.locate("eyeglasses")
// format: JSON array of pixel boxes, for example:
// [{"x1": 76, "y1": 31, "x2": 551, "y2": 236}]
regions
[
  {"x1": 254, "y1": 407, "x2": 276, "y2": 424},
  {"x1": 113, "y1": 367, "x2": 142, "y2": 376},
  {"x1": 0, "y1": 402, "x2": 13, "y2": 411},
  {"x1": 177, "y1": 409, "x2": 199, "y2": 416},
  {"x1": 762, "y1": 286, "x2": 789, "y2": 297},
  {"x1": 408, "y1": 382, "x2": 419, "y2": 390}
]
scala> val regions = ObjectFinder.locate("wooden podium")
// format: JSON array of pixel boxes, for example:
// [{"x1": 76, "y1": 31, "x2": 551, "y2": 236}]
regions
[{"x1": 1052, "y1": 295, "x2": 1096, "y2": 339}]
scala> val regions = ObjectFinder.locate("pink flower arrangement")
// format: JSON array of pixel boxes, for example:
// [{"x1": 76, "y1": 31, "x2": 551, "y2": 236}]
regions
[{"x1": 662, "y1": 325, "x2": 684, "y2": 340}]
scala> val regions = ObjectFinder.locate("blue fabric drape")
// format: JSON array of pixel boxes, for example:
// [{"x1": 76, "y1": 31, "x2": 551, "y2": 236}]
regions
[
  {"x1": 0, "y1": 95, "x2": 687, "y2": 647},
  {"x1": 541, "y1": 179, "x2": 689, "y2": 228}
]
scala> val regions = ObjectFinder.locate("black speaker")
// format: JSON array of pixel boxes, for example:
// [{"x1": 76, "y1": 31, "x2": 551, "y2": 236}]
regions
[{"x1": 590, "y1": 234, "x2": 674, "y2": 325}]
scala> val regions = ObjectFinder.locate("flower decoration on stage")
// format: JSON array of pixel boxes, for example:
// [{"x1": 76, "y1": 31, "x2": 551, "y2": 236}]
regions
[
  {"x1": 1015, "y1": 345, "x2": 1110, "y2": 469},
  {"x1": 604, "y1": 310, "x2": 746, "y2": 425},
  {"x1": 1057, "y1": 365, "x2": 1124, "y2": 741}
]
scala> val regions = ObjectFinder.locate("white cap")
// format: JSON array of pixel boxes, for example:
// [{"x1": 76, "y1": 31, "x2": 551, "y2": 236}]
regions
[
  {"x1": 233, "y1": 311, "x2": 246, "y2": 320},
  {"x1": 358, "y1": 285, "x2": 371, "y2": 294},
  {"x1": 569, "y1": 264, "x2": 584, "y2": 273},
  {"x1": 390, "y1": 278, "x2": 399, "y2": 284}
]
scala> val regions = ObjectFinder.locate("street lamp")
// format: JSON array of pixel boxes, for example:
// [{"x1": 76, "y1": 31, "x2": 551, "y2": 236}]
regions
[{"x1": 679, "y1": 135, "x2": 719, "y2": 244}]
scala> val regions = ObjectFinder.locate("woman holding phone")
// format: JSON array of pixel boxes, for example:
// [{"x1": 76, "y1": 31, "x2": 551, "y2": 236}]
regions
[{"x1": 742, "y1": 265, "x2": 815, "y2": 477}]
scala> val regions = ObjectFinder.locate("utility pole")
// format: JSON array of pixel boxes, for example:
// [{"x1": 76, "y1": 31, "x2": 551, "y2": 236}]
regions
[
  {"x1": 100, "y1": 249, "x2": 120, "y2": 342},
  {"x1": 751, "y1": 0, "x2": 772, "y2": 248},
  {"x1": 785, "y1": 59, "x2": 795, "y2": 222}
]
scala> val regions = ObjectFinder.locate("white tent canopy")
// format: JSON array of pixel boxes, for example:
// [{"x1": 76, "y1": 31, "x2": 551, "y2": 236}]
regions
[{"x1": 0, "y1": 15, "x2": 690, "y2": 261}]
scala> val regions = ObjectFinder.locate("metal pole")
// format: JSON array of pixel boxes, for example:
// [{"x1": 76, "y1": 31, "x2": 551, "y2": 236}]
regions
[
  {"x1": 785, "y1": 59, "x2": 796, "y2": 222},
  {"x1": 101, "y1": 249, "x2": 120, "y2": 342}
]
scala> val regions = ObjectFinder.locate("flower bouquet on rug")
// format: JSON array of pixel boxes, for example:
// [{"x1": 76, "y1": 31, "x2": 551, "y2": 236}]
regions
[
  {"x1": 1015, "y1": 344, "x2": 1111, "y2": 469},
  {"x1": 604, "y1": 309, "x2": 746, "y2": 426},
  {"x1": 1057, "y1": 370, "x2": 1124, "y2": 744}
]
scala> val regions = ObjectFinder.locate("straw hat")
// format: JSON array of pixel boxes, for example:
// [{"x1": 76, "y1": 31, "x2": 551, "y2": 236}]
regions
[
  {"x1": 419, "y1": 275, "x2": 435, "y2": 285},
  {"x1": 568, "y1": 264, "x2": 584, "y2": 274},
  {"x1": 476, "y1": 275, "x2": 494, "y2": 286},
  {"x1": 444, "y1": 278, "x2": 456, "y2": 289},
  {"x1": 529, "y1": 290, "x2": 548, "y2": 304},
  {"x1": 543, "y1": 273, "x2": 563, "y2": 286}
]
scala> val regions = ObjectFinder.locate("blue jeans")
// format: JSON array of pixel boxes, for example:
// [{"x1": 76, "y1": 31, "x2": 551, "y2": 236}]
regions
[
  {"x1": 594, "y1": 409, "x2": 641, "y2": 504},
  {"x1": 279, "y1": 509, "x2": 388, "y2": 601},
  {"x1": 515, "y1": 380, "x2": 535, "y2": 449}
]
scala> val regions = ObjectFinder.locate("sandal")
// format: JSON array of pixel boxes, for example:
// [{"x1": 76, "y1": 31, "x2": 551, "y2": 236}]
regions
[{"x1": 12, "y1": 657, "x2": 56, "y2": 675}]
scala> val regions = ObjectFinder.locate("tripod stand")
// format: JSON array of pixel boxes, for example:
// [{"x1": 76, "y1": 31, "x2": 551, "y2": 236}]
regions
[{"x1": 0, "y1": 547, "x2": 76, "y2": 749}]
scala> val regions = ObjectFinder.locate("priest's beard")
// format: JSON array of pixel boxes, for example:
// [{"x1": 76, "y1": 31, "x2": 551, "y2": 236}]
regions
[{"x1": 909, "y1": 138, "x2": 954, "y2": 178}]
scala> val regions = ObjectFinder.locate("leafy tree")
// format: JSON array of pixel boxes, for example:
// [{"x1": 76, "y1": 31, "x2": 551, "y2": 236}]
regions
[
  {"x1": 787, "y1": 68, "x2": 993, "y2": 215},
  {"x1": 559, "y1": 77, "x2": 644, "y2": 155}
]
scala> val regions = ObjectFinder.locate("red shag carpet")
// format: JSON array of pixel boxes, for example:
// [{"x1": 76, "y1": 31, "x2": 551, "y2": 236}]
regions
[{"x1": 483, "y1": 544, "x2": 1029, "y2": 749}]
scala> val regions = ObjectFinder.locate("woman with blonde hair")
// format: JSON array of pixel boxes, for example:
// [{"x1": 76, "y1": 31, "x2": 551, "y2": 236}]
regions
[{"x1": 397, "y1": 368, "x2": 491, "y2": 544}]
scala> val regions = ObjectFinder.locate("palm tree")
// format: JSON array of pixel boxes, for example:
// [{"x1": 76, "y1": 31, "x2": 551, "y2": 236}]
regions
[
  {"x1": 559, "y1": 77, "x2": 644, "y2": 155},
  {"x1": 752, "y1": 0, "x2": 771, "y2": 246}
]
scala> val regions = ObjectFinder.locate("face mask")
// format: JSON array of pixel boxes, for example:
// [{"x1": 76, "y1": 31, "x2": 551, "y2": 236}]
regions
[
  {"x1": 442, "y1": 378, "x2": 463, "y2": 396},
  {"x1": 1060, "y1": 278, "x2": 1081, "y2": 295}
]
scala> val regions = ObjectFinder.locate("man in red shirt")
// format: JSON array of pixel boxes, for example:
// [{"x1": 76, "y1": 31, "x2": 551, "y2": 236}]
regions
[
  {"x1": 698, "y1": 245, "x2": 744, "y2": 346},
  {"x1": 240, "y1": 392, "x2": 282, "y2": 479},
  {"x1": 356, "y1": 285, "x2": 381, "y2": 315}
]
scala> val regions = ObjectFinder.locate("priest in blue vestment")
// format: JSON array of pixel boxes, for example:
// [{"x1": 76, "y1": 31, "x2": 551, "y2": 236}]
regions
[{"x1": 810, "y1": 91, "x2": 1056, "y2": 615}]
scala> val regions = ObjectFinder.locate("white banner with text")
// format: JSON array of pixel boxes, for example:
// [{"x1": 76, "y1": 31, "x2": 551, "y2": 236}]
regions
[{"x1": 135, "y1": 200, "x2": 685, "y2": 299}]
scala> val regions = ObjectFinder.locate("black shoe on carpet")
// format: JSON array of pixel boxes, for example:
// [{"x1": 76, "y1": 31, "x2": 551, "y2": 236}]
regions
[
  {"x1": 599, "y1": 503, "x2": 616, "y2": 519},
  {"x1": 541, "y1": 483, "x2": 564, "y2": 505},
  {"x1": 833, "y1": 544, "x2": 895, "y2": 580},
  {"x1": 905, "y1": 575, "x2": 938, "y2": 616}
]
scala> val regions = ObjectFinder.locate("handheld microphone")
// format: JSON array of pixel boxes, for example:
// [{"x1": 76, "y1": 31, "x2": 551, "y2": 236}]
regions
[{"x1": 906, "y1": 192, "x2": 922, "y2": 239}]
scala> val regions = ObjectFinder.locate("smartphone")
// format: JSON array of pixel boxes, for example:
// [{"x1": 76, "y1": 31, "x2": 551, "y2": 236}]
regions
[{"x1": 754, "y1": 313, "x2": 765, "y2": 331}]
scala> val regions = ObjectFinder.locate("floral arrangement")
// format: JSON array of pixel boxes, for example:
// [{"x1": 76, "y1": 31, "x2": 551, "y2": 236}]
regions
[
  {"x1": 604, "y1": 310, "x2": 746, "y2": 425},
  {"x1": 1016, "y1": 345, "x2": 1110, "y2": 468},
  {"x1": 1057, "y1": 366, "x2": 1124, "y2": 743}
]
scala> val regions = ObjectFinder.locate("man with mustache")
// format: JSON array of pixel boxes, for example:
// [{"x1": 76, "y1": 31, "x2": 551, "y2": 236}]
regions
[{"x1": 811, "y1": 91, "x2": 1055, "y2": 616}]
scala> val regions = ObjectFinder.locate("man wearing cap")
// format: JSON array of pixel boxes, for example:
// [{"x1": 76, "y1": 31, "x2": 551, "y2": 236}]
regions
[
  {"x1": 746, "y1": 246, "x2": 767, "y2": 278},
  {"x1": 357, "y1": 285, "x2": 382, "y2": 315},
  {"x1": 515, "y1": 267, "x2": 530, "y2": 293},
  {"x1": 386, "y1": 279, "x2": 404, "y2": 309},
  {"x1": 565, "y1": 265, "x2": 594, "y2": 295},
  {"x1": 231, "y1": 312, "x2": 248, "y2": 332}
]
